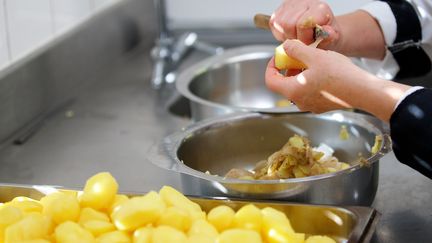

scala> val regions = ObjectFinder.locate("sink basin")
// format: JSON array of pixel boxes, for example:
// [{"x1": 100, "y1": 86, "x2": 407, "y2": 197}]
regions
[{"x1": 174, "y1": 45, "x2": 300, "y2": 121}]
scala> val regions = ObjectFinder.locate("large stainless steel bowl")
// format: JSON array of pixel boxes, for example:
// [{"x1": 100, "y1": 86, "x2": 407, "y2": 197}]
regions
[
  {"x1": 176, "y1": 45, "x2": 300, "y2": 121},
  {"x1": 149, "y1": 111, "x2": 391, "y2": 206}
]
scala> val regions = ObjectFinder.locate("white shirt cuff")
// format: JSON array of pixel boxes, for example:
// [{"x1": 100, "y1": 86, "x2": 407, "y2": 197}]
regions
[
  {"x1": 359, "y1": 1, "x2": 400, "y2": 79},
  {"x1": 360, "y1": 1, "x2": 397, "y2": 46},
  {"x1": 394, "y1": 86, "x2": 424, "y2": 111},
  {"x1": 360, "y1": 50, "x2": 399, "y2": 79}
]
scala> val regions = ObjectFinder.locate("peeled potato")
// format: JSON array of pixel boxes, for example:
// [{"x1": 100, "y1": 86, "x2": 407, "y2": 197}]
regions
[
  {"x1": 207, "y1": 205, "x2": 235, "y2": 232},
  {"x1": 0, "y1": 172, "x2": 339, "y2": 243},
  {"x1": 109, "y1": 194, "x2": 129, "y2": 214},
  {"x1": 4, "y1": 213, "x2": 52, "y2": 243},
  {"x1": 188, "y1": 219, "x2": 218, "y2": 239},
  {"x1": 81, "y1": 220, "x2": 115, "y2": 237},
  {"x1": 80, "y1": 172, "x2": 118, "y2": 211},
  {"x1": 217, "y1": 229, "x2": 262, "y2": 243},
  {"x1": 79, "y1": 207, "x2": 110, "y2": 225},
  {"x1": 55, "y1": 221, "x2": 95, "y2": 243},
  {"x1": 275, "y1": 43, "x2": 306, "y2": 71},
  {"x1": 157, "y1": 206, "x2": 192, "y2": 231},
  {"x1": 97, "y1": 231, "x2": 130, "y2": 243},
  {"x1": 7, "y1": 197, "x2": 43, "y2": 213},
  {"x1": 159, "y1": 186, "x2": 201, "y2": 213},
  {"x1": 133, "y1": 227, "x2": 153, "y2": 243},
  {"x1": 152, "y1": 225, "x2": 187, "y2": 243},
  {"x1": 111, "y1": 191, "x2": 166, "y2": 231},
  {"x1": 41, "y1": 192, "x2": 80, "y2": 225},
  {"x1": 188, "y1": 234, "x2": 217, "y2": 243},
  {"x1": 233, "y1": 204, "x2": 262, "y2": 232},
  {"x1": 261, "y1": 207, "x2": 305, "y2": 243}
]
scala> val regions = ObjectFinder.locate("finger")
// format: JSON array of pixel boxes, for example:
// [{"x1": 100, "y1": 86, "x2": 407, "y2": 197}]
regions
[
  {"x1": 296, "y1": 3, "x2": 333, "y2": 45},
  {"x1": 270, "y1": 5, "x2": 309, "y2": 41},
  {"x1": 265, "y1": 57, "x2": 294, "y2": 95},
  {"x1": 282, "y1": 39, "x2": 320, "y2": 66},
  {"x1": 317, "y1": 25, "x2": 339, "y2": 49},
  {"x1": 269, "y1": 13, "x2": 286, "y2": 41}
]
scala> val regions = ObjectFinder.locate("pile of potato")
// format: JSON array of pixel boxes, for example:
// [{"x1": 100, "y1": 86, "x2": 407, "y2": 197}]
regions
[{"x1": 0, "y1": 172, "x2": 336, "y2": 243}]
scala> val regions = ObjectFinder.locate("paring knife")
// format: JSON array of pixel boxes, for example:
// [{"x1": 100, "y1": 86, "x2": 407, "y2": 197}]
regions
[{"x1": 253, "y1": 13, "x2": 329, "y2": 47}]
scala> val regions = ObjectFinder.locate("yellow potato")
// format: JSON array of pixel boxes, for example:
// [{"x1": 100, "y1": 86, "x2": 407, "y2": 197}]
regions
[
  {"x1": 7, "y1": 197, "x2": 43, "y2": 213},
  {"x1": 261, "y1": 207, "x2": 305, "y2": 243},
  {"x1": 0, "y1": 206, "x2": 23, "y2": 239},
  {"x1": 207, "y1": 205, "x2": 235, "y2": 232},
  {"x1": 14, "y1": 239, "x2": 51, "y2": 243},
  {"x1": 189, "y1": 210, "x2": 207, "y2": 222},
  {"x1": 80, "y1": 172, "x2": 119, "y2": 211},
  {"x1": 152, "y1": 225, "x2": 187, "y2": 243},
  {"x1": 306, "y1": 235, "x2": 336, "y2": 243},
  {"x1": 97, "y1": 231, "x2": 130, "y2": 243},
  {"x1": 274, "y1": 43, "x2": 306, "y2": 71},
  {"x1": 82, "y1": 220, "x2": 116, "y2": 237},
  {"x1": 109, "y1": 194, "x2": 129, "y2": 214},
  {"x1": 79, "y1": 207, "x2": 110, "y2": 224},
  {"x1": 157, "y1": 206, "x2": 191, "y2": 231},
  {"x1": 55, "y1": 221, "x2": 95, "y2": 243},
  {"x1": 41, "y1": 192, "x2": 80, "y2": 225},
  {"x1": 187, "y1": 235, "x2": 216, "y2": 243},
  {"x1": 233, "y1": 204, "x2": 262, "y2": 232},
  {"x1": 4, "y1": 213, "x2": 52, "y2": 243},
  {"x1": 187, "y1": 219, "x2": 218, "y2": 239},
  {"x1": 133, "y1": 227, "x2": 153, "y2": 243},
  {"x1": 217, "y1": 229, "x2": 262, "y2": 243},
  {"x1": 111, "y1": 191, "x2": 166, "y2": 231},
  {"x1": 159, "y1": 186, "x2": 202, "y2": 213}
]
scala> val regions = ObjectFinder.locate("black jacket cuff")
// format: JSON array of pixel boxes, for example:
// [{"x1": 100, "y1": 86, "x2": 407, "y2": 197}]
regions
[
  {"x1": 382, "y1": 0, "x2": 432, "y2": 78},
  {"x1": 390, "y1": 88, "x2": 432, "y2": 178}
]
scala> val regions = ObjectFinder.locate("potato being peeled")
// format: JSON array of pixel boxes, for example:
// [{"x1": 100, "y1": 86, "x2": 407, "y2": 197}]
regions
[{"x1": 275, "y1": 43, "x2": 306, "y2": 71}]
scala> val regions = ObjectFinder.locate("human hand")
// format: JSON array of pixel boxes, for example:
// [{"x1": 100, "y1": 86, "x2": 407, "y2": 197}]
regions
[
  {"x1": 269, "y1": 0, "x2": 341, "y2": 50},
  {"x1": 265, "y1": 40, "x2": 410, "y2": 121}
]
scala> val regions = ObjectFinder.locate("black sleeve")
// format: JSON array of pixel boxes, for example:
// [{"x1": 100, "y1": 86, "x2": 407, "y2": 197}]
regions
[
  {"x1": 390, "y1": 88, "x2": 432, "y2": 178},
  {"x1": 381, "y1": 0, "x2": 432, "y2": 78}
]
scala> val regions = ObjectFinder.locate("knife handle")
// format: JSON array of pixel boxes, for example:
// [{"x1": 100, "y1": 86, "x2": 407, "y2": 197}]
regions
[{"x1": 254, "y1": 14, "x2": 271, "y2": 30}]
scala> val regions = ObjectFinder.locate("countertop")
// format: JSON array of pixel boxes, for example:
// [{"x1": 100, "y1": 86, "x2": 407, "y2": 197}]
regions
[{"x1": 0, "y1": 47, "x2": 431, "y2": 243}]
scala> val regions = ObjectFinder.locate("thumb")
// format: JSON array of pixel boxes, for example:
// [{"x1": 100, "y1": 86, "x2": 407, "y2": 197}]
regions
[{"x1": 282, "y1": 39, "x2": 319, "y2": 66}]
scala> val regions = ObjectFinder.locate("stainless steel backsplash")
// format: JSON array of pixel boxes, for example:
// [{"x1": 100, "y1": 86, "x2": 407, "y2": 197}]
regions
[{"x1": 0, "y1": 0, "x2": 156, "y2": 146}]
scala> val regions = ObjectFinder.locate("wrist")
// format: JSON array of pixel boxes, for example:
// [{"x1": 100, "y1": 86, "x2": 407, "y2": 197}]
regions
[
  {"x1": 335, "y1": 11, "x2": 386, "y2": 59},
  {"x1": 353, "y1": 74, "x2": 410, "y2": 121}
]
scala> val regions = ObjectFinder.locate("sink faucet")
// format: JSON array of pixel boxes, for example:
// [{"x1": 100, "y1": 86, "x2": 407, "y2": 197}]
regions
[{"x1": 151, "y1": 0, "x2": 224, "y2": 89}]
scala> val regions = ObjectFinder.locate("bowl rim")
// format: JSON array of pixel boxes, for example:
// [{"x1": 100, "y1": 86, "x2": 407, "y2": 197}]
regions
[
  {"x1": 155, "y1": 111, "x2": 391, "y2": 185},
  {"x1": 175, "y1": 44, "x2": 300, "y2": 114}
]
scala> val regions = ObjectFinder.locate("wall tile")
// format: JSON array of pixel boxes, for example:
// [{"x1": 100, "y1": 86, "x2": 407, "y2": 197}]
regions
[
  {"x1": 52, "y1": 0, "x2": 92, "y2": 34},
  {"x1": 5, "y1": 0, "x2": 54, "y2": 60},
  {"x1": 166, "y1": 0, "x2": 372, "y2": 28},
  {"x1": 0, "y1": 0, "x2": 10, "y2": 68},
  {"x1": 94, "y1": 0, "x2": 117, "y2": 10}
]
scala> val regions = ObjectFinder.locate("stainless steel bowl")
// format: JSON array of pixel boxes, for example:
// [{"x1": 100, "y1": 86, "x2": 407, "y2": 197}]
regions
[
  {"x1": 176, "y1": 45, "x2": 300, "y2": 121},
  {"x1": 149, "y1": 111, "x2": 391, "y2": 206}
]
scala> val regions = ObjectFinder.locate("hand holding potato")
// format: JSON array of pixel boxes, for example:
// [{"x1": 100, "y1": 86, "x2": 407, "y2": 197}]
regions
[{"x1": 266, "y1": 40, "x2": 410, "y2": 122}]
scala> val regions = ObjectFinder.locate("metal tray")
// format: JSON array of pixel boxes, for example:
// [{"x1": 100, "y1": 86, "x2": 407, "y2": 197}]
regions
[{"x1": 0, "y1": 183, "x2": 380, "y2": 243}]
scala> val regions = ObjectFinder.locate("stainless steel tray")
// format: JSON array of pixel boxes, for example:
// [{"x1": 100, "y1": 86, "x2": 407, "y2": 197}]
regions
[{"x1": 0, "y1": 183, "x2": 380, "y2": 243}]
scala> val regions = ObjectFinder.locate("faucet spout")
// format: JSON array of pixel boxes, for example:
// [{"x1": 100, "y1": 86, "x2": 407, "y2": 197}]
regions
[{"x1": 150, "y1": 0, "x2": 224, "y2": 89}]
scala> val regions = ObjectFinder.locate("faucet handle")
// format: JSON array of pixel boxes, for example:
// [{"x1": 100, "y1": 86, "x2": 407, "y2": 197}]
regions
[{"x1": 171, "y1": 32, "x2": 198, "y2": 63}]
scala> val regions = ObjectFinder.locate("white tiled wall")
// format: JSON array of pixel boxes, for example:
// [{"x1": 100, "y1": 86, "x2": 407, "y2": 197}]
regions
[
  {"x1": 0, "y1": 1, "x2": 9, "y2": 68},
  {"x1": 167, "y1": 0, "x2": 373, "y2": 29},
  {"x1": 0, "y1": 0, "x2": 118, "y2": 69},
  {"x1": 52, "y1": 0, "x2": 92, "y2": 34},
  {"x1": 0, "y1": 0, "x2": 372, "y2": 71}
]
